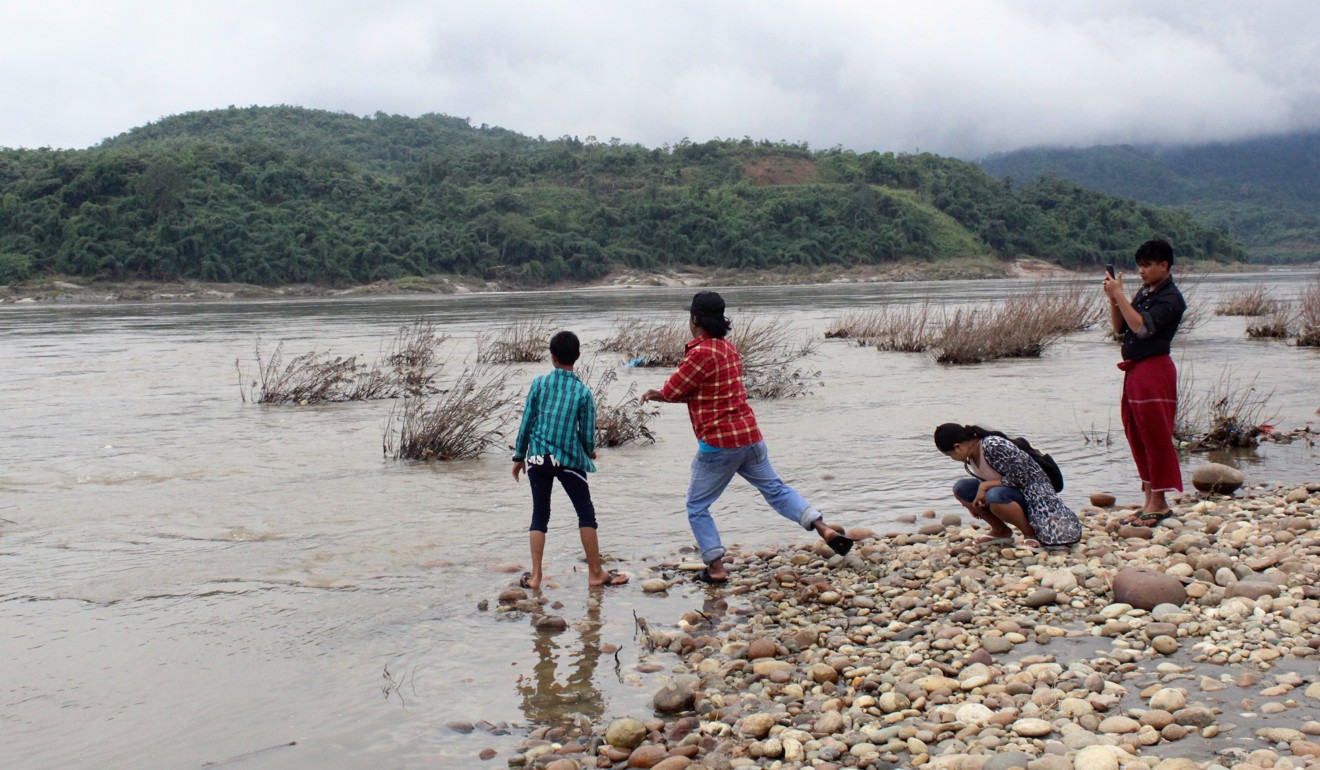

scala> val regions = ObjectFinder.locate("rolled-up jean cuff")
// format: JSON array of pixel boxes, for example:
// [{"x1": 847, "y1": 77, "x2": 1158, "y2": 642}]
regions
[
  {"x1": 798, "y1": 506, "x2": 823, "y2": 530},
  {"x1": 702, "y1": 546, "x2": 726, "y2": 565}
]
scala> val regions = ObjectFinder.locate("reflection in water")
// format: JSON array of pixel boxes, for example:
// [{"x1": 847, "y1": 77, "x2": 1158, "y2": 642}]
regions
[{"x1": 517, "y1": 597, "x2": 606, "y2": 727}]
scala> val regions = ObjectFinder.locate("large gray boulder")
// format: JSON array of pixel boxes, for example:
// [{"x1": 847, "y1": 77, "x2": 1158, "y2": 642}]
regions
[{"x1": 1191, "y1": 463, "x2": 1245, "y2": 494}]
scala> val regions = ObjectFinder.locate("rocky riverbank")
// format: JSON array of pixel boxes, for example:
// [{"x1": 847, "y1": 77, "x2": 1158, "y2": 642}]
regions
[{"x1": 497, "y1": 482, "x2": 1320, "y2": 770}]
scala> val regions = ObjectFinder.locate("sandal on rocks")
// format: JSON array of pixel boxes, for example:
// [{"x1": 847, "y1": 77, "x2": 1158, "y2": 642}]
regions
[
  {"x1": 694, "y1": 568, "x2": 729, "y2": 585},
  {"x1": 974, "y1": 535, "x2": 1014, "y2": 547},
  {"x1": 826, "y1": 534, "x2": 854, "y2": 557},
  {"x1": 1120, "y1": 510, "x2": 1172, "y2": 527}
]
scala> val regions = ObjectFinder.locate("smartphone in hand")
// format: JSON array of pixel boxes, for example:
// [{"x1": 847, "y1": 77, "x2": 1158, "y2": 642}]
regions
[{"x1": 1105, "y1": 263, "x2": 1116, "y2": 278}]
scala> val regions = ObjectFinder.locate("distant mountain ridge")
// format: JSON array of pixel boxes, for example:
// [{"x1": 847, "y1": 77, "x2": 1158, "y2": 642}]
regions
[
  {"x1": 0, "y1": 106, "x2": 1245, "y2": 287},
  {"x1": 979, "y1": 131, "x2": 1320, "y2": 262}
]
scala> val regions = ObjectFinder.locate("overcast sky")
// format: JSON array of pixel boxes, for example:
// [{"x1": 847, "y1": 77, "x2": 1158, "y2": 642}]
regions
[{"x1": 2, "y1": 0, "x2": 1317, "y2": 158}]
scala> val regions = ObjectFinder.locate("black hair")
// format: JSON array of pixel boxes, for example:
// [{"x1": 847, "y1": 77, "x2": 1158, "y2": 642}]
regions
[
  {"x1": 692, "y1": 312, "x2": 732, "y2": 339},
  {"x1": 933, "y1": 423, "x2": 1008, "y2": 452},
  {"x1": 1134, "y1": 238, "x2": 1174, "y2": 267},
  {"x1": 548, "y1": 330, "x2": 580, "y2": 365}
]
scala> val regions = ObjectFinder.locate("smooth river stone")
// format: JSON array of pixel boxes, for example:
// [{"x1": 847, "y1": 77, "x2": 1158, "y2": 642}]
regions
[{"x1": 1011, "y1": 718, "x2": 1053, "y2": 737}]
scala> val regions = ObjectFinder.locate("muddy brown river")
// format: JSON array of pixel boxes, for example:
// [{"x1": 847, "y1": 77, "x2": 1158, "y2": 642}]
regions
[{"x1": 2, "y1": 273, "x2": 1318, "y2": 769}]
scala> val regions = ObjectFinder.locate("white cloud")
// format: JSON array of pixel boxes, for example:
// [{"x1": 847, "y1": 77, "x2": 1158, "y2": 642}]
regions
[{"x1": 1, "y1": 0, "x2": 1317, "y2": 156}]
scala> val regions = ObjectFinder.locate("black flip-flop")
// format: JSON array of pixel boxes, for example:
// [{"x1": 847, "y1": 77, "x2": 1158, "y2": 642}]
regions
[
  {"x1": 1120, "y1": 510, "x2": 1172, "y2": 527},
  {"x1": 518, "y1": 572, "x2": 533, "y2": 589},
  {"x1": 827, "y1": 534, "x2": 854, "y2": 557},
  {"x1": 694, "y1": 568, "x2": 728, "y2": 585}
]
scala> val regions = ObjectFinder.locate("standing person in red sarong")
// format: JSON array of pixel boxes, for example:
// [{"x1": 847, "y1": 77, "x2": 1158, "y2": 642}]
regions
[{"x1": 1103, "y1": 238, "x2": 1187, "y2": 526}]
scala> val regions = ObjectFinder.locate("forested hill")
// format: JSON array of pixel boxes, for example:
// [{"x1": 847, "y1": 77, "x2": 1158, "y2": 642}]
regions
[
  {"x1": 0, "y1": 106, "x2": 1244, "y2": 287},
  {"x1": 979, "y1": 131, "x2": 1320, "y2": 263}
]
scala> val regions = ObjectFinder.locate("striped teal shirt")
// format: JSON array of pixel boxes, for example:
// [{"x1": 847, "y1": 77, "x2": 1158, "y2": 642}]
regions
[{"x1": 512, "y1": 368, "x2": 597, "y2": 472}]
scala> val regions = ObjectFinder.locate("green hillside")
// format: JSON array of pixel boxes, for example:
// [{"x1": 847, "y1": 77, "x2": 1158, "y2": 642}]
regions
[
  {"x1": 979, "y1": 132, "x2": 1320, "y2": 263},
  {"x1": 0, "y1": 106, "x2": 1244, "y2": 287}
]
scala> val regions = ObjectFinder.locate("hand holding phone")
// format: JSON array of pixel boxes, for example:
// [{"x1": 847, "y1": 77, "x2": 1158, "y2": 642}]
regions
[{"x1": 1105, "y1": 263, "x2": 1116, "y2": 278}]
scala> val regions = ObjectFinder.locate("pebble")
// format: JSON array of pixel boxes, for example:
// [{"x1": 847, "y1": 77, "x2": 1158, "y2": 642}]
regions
[{"x1": 553, "y1": 484, "x2": 1320, "y2": 770}]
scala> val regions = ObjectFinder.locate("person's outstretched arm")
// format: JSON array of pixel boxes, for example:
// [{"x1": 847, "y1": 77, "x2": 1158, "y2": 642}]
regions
[{"x1": 641, "y1": 347, "x2": 708, "y2": 404}]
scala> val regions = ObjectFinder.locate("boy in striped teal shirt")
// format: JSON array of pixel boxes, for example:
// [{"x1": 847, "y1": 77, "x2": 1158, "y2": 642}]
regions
[{"x1": 512, "y1": 331, "x2": 628, "y2": 589}]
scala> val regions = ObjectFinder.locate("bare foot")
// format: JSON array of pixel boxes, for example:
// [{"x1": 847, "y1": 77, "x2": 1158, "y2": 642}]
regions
[
  {"x1": 588, "y1": 570, "x2": 629, "y2": 587},
  {"x1": 519, "y1": 571, "x2": 542, "y2": 590}
]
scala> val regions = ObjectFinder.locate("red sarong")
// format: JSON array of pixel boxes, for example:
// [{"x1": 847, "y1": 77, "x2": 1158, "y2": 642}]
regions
[{"x1": 1118, "y1": 354, "x2": 1183, "y2": 492}]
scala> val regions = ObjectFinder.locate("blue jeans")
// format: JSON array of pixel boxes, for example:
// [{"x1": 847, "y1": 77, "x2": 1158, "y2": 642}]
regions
[
  {"x1": 686, "y1": 440, "x2": 822, "y2": 564},
  {"x1": 953, "y1": 477, "x2": 1028, "y2": 509}
]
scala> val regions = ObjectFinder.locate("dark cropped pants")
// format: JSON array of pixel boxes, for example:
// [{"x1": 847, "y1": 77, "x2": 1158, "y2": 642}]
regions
[{"x1": 527, "y1": 458, "x2": 597, "y2": 532}]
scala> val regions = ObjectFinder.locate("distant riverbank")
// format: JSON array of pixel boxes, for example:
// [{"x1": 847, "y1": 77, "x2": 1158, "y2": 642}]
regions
[{"x1": 0, "y1": 257, "x2": 1265, "y2": 305}]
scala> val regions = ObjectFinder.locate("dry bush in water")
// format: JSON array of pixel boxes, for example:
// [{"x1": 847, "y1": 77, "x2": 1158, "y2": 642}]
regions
[
  {"x1": 384, "y1": 319, "x2": 449, "y2": 396},
  {"x1": 598, "y1": 317, "x2": 688, "y2": 367},
  {"x1": 240, "y1": 341, "x2": 394, "y2": 404},
  {"x1": 826, "y1": 303, "x2": 936, "y2": 352},
  {"x1": 1177, "y1": 276, "x2": 1208, "y2": 334},
  {"x1": 1245, "y1": 303, "x2": 1295, "y2": 339},
  {"x1": 577, "y1": 361, "x2": 656, "y2": 447},
  {"x1": 1297, "y1": 281, "x2": 1320, "y2": 347},
  {"x1": 239, "y1": 320, "x2": 450, "y2": 403},
  {"x1": 1215, "y1": 284, "x2": 1277, "y2": 317},
  {"x1": 1173, "y1": 361, "x2": 1203, "y2": 444},
  {"x1": 873, "y1": 302, "x2": 937, "y2": 352},
  {"x1": 824, "y1": 308, "x2": 890, "y2": 341},
  {"x1": 383, "y1": 367, "x2": 517, "y2": 460},
  {"x1": 1012, "y1": 281, "x2": 1104, "y2": 334},
  {"x1": 1175, "y1": 363, "x2": 1276, "y2": 449},
  {"x1": 933, "y1": 302, "x2": 1066, "y2": 364},
  {"x1": 734, "y1": 315, "x2": 821, "y2": 399},
  {"x1": 476, "y1": 316, "x2": 552, "y2": 364}
]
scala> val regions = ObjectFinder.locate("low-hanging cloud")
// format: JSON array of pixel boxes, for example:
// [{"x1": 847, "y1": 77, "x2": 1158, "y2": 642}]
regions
[{"x1": 1, "y1": 0, "x2": 1317, "y2": 157}]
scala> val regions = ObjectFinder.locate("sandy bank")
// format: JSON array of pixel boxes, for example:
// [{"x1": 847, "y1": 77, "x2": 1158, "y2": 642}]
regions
[{"x1": 0, "y1": 258, "x2": 1240, "y2": 305}]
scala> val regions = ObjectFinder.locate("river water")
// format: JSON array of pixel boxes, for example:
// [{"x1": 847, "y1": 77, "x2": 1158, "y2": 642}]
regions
[{"x1": 2, "y1": 273, "x2": 1318, "y2": 769}]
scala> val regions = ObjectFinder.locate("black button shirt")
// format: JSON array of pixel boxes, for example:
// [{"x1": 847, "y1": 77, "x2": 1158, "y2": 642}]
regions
[{"x1": 1121, "y1": 278, "x2": 1186, "y2": 362}]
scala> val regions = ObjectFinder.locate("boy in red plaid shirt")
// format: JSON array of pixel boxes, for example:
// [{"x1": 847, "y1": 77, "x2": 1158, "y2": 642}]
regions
[{"x1": 642, "y1": 291, "x2": 853, "y2": 583}]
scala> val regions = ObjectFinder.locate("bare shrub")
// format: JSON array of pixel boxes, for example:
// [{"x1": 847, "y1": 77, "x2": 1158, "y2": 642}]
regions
[
  {"x1": 384, "y1": 319, "x2": 449, "y2": 396},
  {"x1": 1011, "y1": 281, "x2": 1104, "y2": 333},
  {"x1": 933, "y1": 307, "x2": 993, "y2": 364},
  {"x1": 577, "y1": 361, "x2": 656, "y2": 447},
  {"x1": 241, "y1": 341, "x2": 394, "y2": 404},
  {"x1": 476, "y1": 316, "x2": 552, "y2": 364},
  {"x1": 1215, "y1": 284, "x2": 1276, "y2": 316},
  {"x1": 1175, "y1": 363, "x2": 1276, "y2": 449},
  {"x1": 1297, "y1": 280, "x2": 1320, "y2": 347},
  {"x1": 825, "y1": 303, "x2": 937, "y2": 351},
  {"x1": 598, "y1": 317, "x2": 688, "y2": 366},
  {"x1": 1173, "y1": 359, "x2": 1203, "y2": 444},
  {"x1": 876, "y1": 303, "x2": 938, "y2": 352},
  {"x1": 1201, "y1": 368, "x2": 1276, "y2": 448},
  {"x1": 1245, "y1": 303, "x2": 1295, "y2": 339},
  {"x1": 734, "y1": 315, "x2": 821, "y2": 399},
  {"x1": 933, "y1": 302, "x2": 1065, "y2": 364},
  {"x1": 824, "y1": 309, "x2": 890, "y2": 341},
  {"x1": 383, "y1": 367, "x2": 517, "y2": 460},
  {"x1": 1177, "y1": 276, "x2": 1207, "y2": 334}
]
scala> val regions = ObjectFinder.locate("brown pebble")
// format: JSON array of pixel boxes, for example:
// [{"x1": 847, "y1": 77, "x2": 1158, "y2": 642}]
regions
[{"x1": 479, "y1": 748, "x2": 497, "y2": 760}]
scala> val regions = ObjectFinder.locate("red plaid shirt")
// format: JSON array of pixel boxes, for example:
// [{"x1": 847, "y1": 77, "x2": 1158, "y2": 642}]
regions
[{"x1": 660, "y1": 335, "x2": 762, "y2": 448}]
